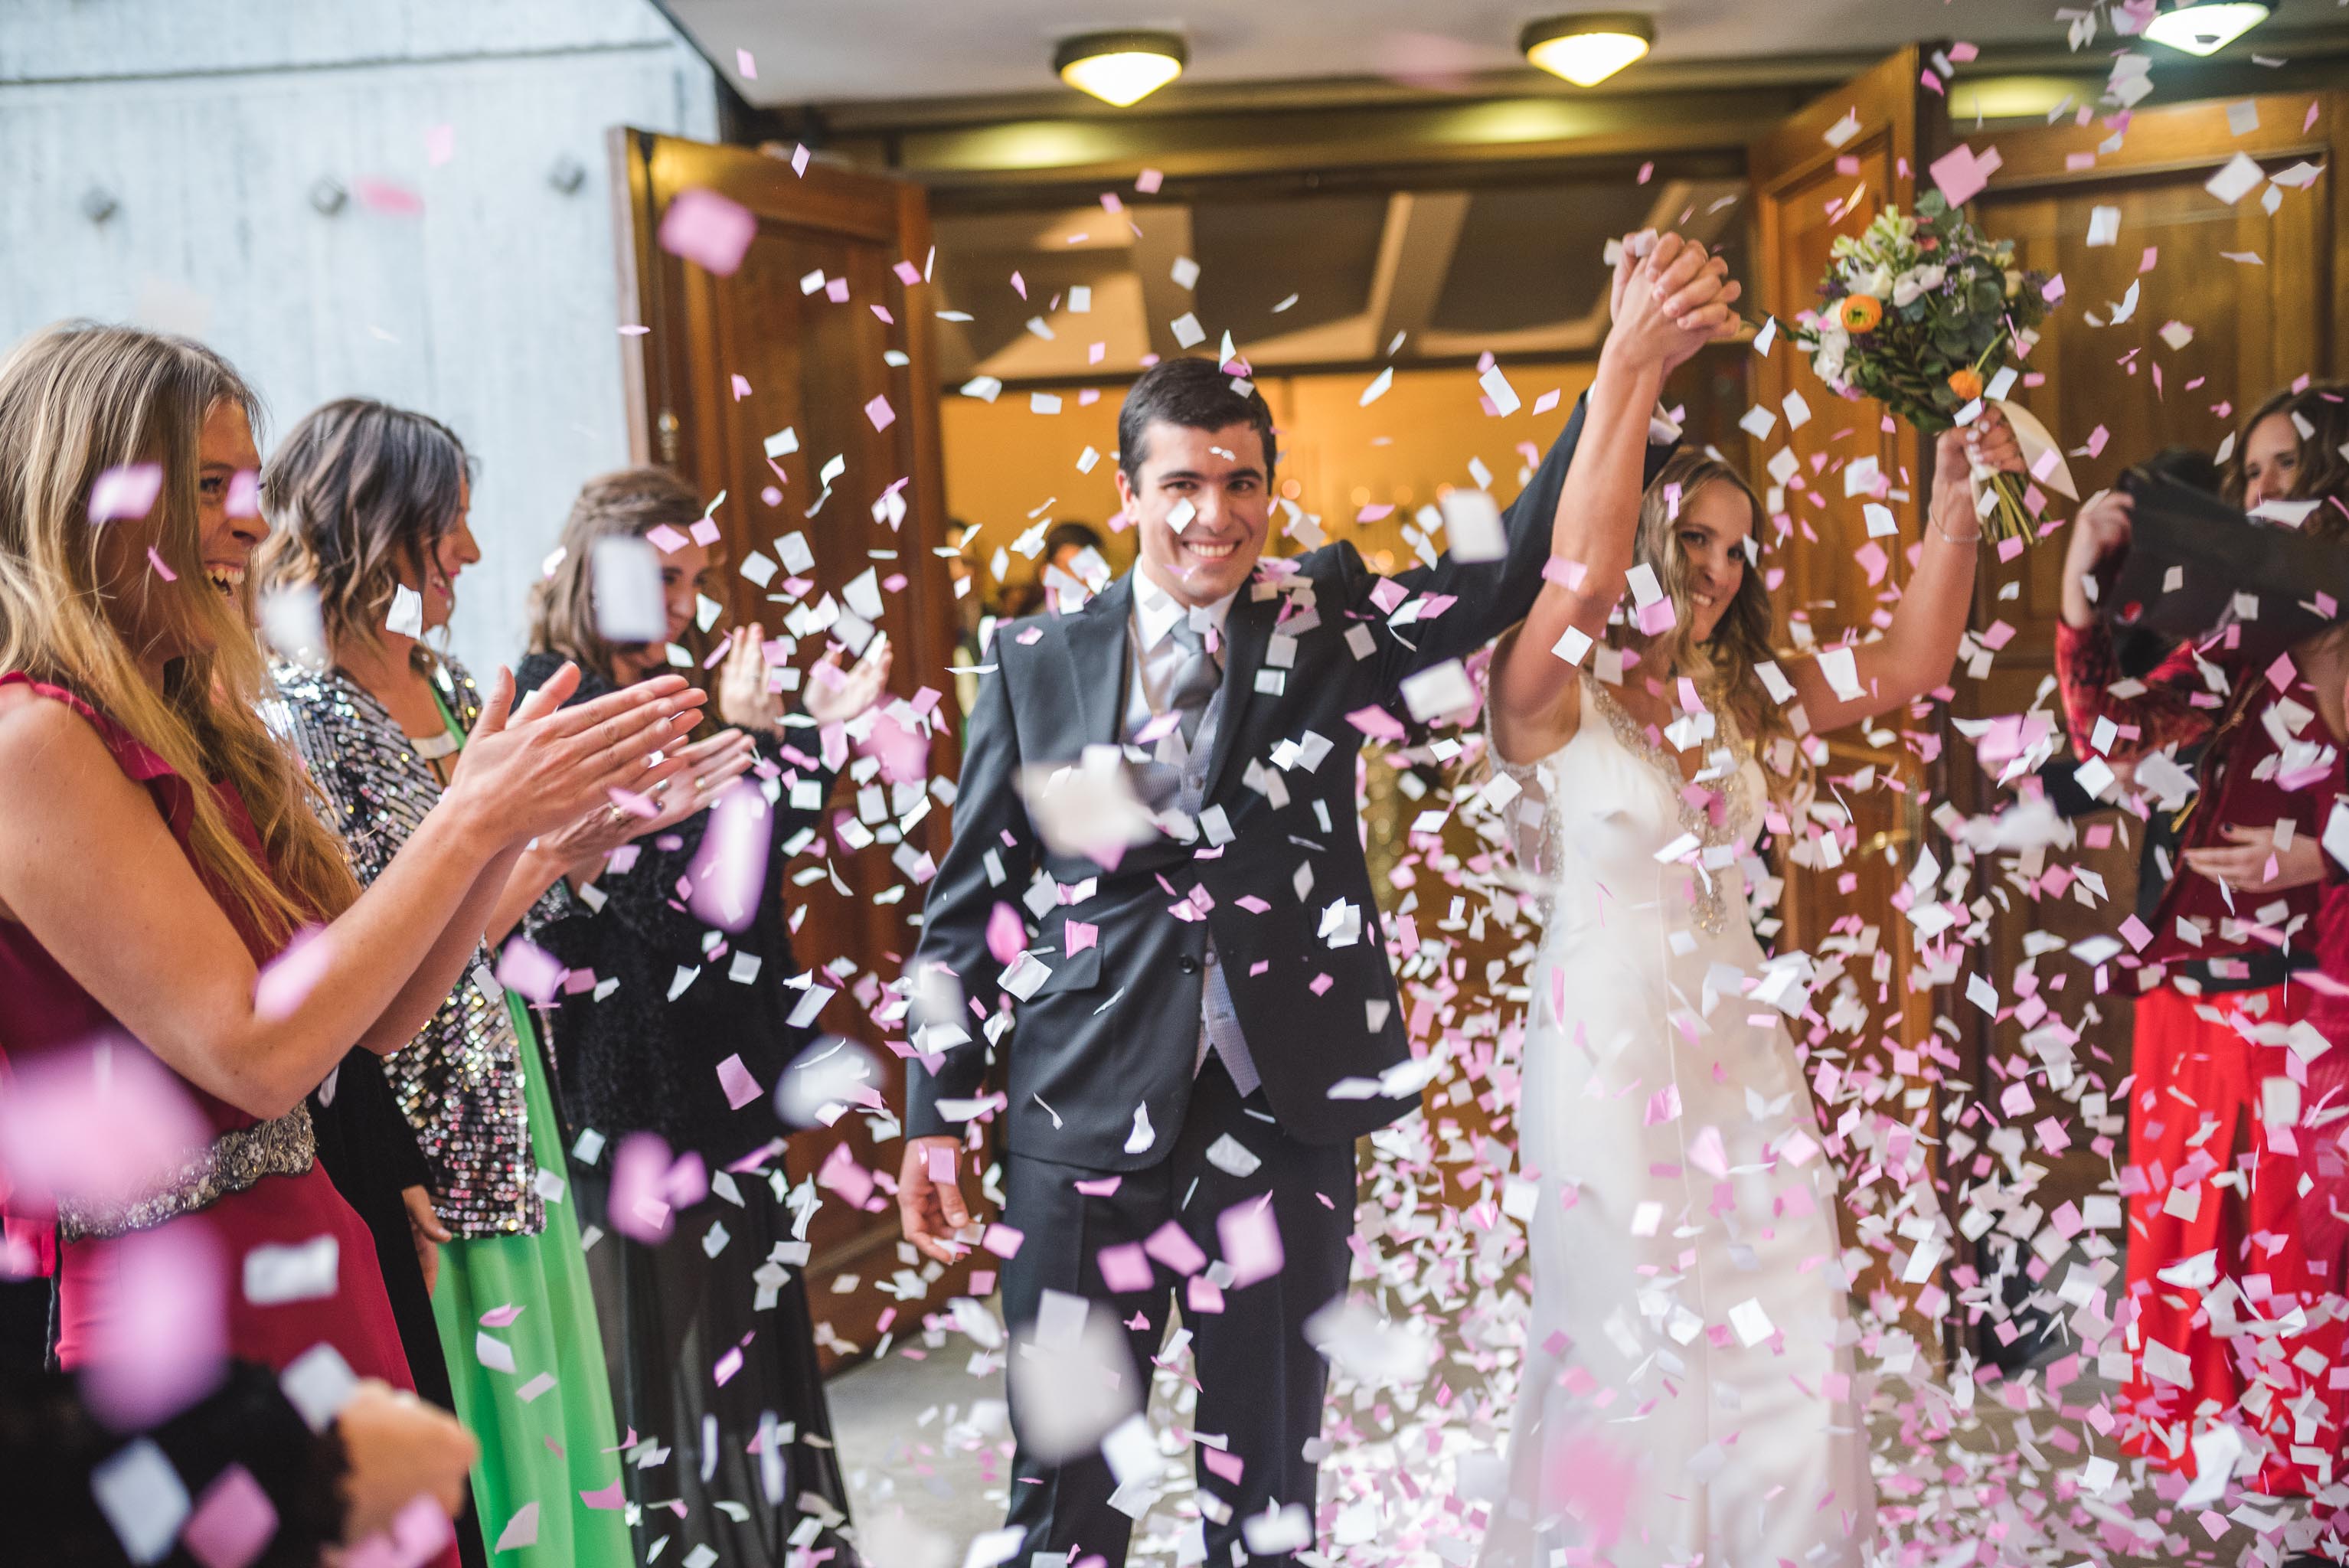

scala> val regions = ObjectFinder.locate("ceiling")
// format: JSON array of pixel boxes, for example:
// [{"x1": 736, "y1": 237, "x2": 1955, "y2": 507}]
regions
[
  {"x1": 660, "y1": 0, "x2": 2117, "y2": 110},
  {"x1": 929, "y1": 172, "x2": 1747, "y2": 384}
]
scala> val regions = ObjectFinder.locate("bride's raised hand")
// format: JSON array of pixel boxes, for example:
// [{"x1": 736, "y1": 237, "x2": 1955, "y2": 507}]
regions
[{"x1": 1602, "y1": 234, "x2": 1733, "y2": 376}]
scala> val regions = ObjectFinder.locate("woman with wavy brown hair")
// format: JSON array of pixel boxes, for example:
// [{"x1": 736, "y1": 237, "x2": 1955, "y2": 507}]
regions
[
  {"x1": 1475, "y1": 234, "x2": 2021, "y2": 1568},
  {"x1": 0, "y1": 322, "x2": 704, "y2": 1563},
  {"x1": 256, "y1": 399, "x2": 754, "y2": 1565},
  {"x1": 2053, "y1": 381, "x2": 2349, "y2": 1494}
]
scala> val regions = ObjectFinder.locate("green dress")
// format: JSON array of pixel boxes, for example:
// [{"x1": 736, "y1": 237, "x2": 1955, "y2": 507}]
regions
[
  {"x1": 423, "y1": 691, "x2": 634, "y2": 1563},
  {"x1": 430, "y1": 993, "x2": 633, "y2": 1562}
]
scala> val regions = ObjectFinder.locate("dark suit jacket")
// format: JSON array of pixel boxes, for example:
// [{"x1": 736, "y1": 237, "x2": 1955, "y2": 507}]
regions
[{"x1": 905, "y1": 393, "x2": 1675, "y2": 1169}]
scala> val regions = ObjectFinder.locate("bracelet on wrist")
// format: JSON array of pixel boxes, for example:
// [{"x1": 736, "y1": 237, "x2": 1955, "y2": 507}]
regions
[{"x1": 1929, "y1": 511, "x2": 1983, "y2": 547}]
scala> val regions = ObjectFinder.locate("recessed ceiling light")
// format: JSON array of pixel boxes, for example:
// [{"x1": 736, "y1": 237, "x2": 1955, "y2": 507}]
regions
[
  {"x1": 2142, "y1": 0, "x2": 2272, "y2": 56},
  {"x1": 1521, "y1": 12, "x2": 1655, "y2": 87},
  {"x1": 1054, "y1": 31, "x2": 1188, "y2": 106}
]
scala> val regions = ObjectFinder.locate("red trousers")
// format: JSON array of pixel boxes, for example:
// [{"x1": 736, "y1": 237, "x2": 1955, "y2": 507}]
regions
[{"x1": 2119, "y1": 981, "x2": 2338, "y2": 1494}]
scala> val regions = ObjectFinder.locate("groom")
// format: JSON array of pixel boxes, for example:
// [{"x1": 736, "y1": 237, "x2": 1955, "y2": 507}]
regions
[{"x1": 899, "y1": 248, "x2": 1723, "y2": 1566}]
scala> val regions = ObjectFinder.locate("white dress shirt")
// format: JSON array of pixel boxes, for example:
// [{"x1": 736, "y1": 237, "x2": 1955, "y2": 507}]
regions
[{"x1": 1122, "y1": 567, "x2": 1259, "y2": 1096}]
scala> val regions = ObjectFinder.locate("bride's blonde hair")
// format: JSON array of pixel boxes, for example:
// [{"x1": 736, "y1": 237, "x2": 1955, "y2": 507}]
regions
[
  {"x1": 1609, "y1": 449, "x2": 1799, "y2": 786},
  {"x1": 0, "y1": 322, "x2": 359, "y2": 945}
]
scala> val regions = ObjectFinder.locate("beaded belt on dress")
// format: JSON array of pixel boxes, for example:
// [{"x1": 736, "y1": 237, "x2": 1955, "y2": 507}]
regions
[{"x1": 55, "y1": 1104, "x2": 318, "y2": 1242}]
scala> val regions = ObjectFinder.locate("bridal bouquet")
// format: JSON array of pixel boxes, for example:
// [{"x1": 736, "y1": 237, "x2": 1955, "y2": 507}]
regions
[{"x1": 1792, "y1": 194, "x2": 2060, "y2": 544}]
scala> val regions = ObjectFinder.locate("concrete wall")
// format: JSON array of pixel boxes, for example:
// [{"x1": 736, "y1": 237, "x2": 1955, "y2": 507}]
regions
[{"x1": 0, "y1": 0, "x2": 720, "y2": 676}]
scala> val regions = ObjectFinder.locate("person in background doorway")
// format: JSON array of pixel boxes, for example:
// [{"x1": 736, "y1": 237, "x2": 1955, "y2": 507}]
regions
[{"x1": 1042, "y1": 518, "x2": 1106, "y2": 585}]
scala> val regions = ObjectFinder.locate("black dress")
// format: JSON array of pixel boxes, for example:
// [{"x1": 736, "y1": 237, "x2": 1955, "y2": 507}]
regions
[
  {"x1": 306, "y1": 1048, "x2": 492, "y2": 1568},
  {"x1": 514, "y1": 652, "x2": 858, "y2": 1568}
]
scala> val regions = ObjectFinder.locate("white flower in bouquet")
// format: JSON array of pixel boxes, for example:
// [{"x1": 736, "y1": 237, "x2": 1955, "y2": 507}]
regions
[{"x1": 1892, "y1": 265, "x2": 1946, "y2": 309}]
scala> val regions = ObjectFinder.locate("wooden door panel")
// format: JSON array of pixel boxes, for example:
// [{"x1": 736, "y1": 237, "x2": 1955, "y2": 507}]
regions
[{"x1": 613, "y1": 129, "x2": 972, "y2": 1367}]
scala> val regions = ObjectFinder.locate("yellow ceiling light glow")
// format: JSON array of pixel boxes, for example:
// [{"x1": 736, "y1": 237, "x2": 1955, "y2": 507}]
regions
[
  {"x1": 1521, "y1": 12, "x2": 1655, "y2": 87},
  {"x1": 2142, "y1": 0, "x2": 2272, "y2": 56},
  {"x1": 1054, "y1": 31, "x2": 1188, "y2": 106}
]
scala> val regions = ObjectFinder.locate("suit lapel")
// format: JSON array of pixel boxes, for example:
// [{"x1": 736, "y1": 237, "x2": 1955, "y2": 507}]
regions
[
  {"x1": 1060, "y1": 573, "x2": 1134, "y2": 750},
  {"x1": 1202, "y1": 582, "x2": 1275, "y2": 801}
]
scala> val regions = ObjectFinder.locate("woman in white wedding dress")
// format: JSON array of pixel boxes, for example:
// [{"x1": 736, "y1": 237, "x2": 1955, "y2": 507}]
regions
[{"x1": 1475, "y1": 232, "x2": 2023, "y2": 1568}]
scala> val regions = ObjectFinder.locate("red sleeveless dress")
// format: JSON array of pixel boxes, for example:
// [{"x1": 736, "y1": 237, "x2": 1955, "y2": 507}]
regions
[{"x1": 0, "y1": 676, "x2": 419, "y2": 1394}]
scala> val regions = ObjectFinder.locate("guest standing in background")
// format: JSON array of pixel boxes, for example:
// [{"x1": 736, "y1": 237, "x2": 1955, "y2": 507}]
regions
[
  {"x1": 2053, "y1": 381, "x2": 2349, "y2": 1491},
  {"x1": 256, "y1": 401, "x2": 751, "y2": 1564},
  {"x1": 520, "y1": 468, "x2": 887, "y2": 1568}
]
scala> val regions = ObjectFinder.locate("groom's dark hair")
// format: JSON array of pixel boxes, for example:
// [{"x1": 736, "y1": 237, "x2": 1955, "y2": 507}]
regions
[{"x1": 1117, "y1": 356, "x2": 1279, "y2": 485}]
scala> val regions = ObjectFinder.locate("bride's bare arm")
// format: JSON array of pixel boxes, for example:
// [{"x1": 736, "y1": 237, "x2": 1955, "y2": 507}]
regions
[
  {"x1": 1780, "y1": 413, "x2": 2021, "y2": 735},
  {"x1": 1488, "y1": 234, "x2": 1737, "y2": 762}
]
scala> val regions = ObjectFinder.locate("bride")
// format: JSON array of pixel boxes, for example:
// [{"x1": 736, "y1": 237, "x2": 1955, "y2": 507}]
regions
[{"x1": 1475, "y1": 231, "x2": 2022, "y2": 1566}]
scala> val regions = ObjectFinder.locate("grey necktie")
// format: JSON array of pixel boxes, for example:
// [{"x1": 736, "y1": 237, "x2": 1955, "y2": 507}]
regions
[{"x1": 1165, "y1": 619, "x2": 1221, "y2": 748}]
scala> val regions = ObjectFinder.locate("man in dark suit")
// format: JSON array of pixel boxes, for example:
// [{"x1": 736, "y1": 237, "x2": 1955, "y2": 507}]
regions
[{"x1": 897, "y1": 242, "x2": 1733, "y2": 1566}]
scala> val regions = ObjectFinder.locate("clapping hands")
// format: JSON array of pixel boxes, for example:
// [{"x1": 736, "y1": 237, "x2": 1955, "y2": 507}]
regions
[
  {"x1": 718, "y1": 623, "x2": 894, "y2": 731},
  {"x1": 1603, "y1": 230, "x2": 1743, "y2": 378}
]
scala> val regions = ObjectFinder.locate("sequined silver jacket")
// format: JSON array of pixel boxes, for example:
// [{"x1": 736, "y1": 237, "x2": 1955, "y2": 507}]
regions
[{"x1": 265, "y1": 658, "x2": 545, "y2": 1240}]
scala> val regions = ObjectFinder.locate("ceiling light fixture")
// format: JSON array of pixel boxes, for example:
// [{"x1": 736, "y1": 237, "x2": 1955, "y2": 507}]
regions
[
  {"x1": 1521, "y1": 12, "x2": 1655, "y2": 87},
  {"x1": 2142, "y1": 0, "x2": 2272, "y2": 56},
  {"x1": 1054, "y1": 31, "x2": 1188, "y2": 106}
]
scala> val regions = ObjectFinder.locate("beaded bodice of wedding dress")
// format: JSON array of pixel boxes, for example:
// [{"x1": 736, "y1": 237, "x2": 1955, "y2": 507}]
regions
[{"x1": 1475, "y1": 677, "x2": 1877, "y2": 1568}]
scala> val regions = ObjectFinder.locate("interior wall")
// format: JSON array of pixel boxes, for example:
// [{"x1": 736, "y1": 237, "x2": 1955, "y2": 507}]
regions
[{"x1": 0, "y1": 0, "x2": 719, "y2": 679}]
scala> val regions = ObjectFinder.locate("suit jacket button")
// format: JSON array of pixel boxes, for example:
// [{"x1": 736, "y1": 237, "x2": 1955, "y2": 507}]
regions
[{"x1": 1178, "y1": 956, "x2": 1201, "y2": 974}]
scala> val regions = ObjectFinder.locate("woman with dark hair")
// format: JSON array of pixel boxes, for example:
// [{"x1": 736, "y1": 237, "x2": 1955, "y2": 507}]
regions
[
  {"x1": 519, "y1": 466, "x2": 886, "y2": 1568},
  {"x1": 2053, "y1": 381, "x2": 2349, "y2": 1492},
  {"x1": 0, "y1": 323, "x2": 696, "y2": 1568},
  {"x1": 257, "y1": 401, "x2": 750, "y2": 1564},
  {"x1": 1475, "y1": 234, "x2": 2021, "y2": 1567}
]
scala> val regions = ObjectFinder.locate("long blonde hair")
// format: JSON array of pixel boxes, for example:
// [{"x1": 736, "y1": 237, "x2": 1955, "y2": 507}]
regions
[
  {"x1": 0, "y1": 322, "x2": 358, "y2": 945},
  {"x1": 1611, "y1": 449, "x2": 1795, "y2": 773}
]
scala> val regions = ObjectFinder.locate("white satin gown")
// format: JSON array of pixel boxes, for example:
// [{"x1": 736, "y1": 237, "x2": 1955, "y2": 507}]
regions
[{"x1": 1476, "y1": 678, "x2": 1876, "y2": 1568}]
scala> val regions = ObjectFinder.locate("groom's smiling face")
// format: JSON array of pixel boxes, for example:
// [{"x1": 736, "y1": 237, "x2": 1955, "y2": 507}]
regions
[{"x1": 1117, "y1": 420, "x2": 1271, "y2": 609}]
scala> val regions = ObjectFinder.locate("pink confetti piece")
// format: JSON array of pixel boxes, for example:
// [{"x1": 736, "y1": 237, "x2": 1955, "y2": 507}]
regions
[
  {"x1": 226, "y1": 468, "x2": 260, "y2": 518},
  {"x1": 735, "y1": 47, "x2": 756, "y2": 80},
  {"x1": 645, "y1": 523, "x2": 690, "y2": 554},
  {"x1": 982, "y1": 1223, "x2": 1025, "y2": 1259},
  {"x1": 714, "y1": 1345, "x2": 743, "y2": 1385},
  {"x1": 1143, "y1": 1220, "x2": 1207, "y2": 1276},
  {"x1": 495, "y1": 936, "x2": 566, "y2": 1004},
  {"x1": 424, "y1": 124, "x2": 455, "y2": 168},
  {"x1": 1136, "y1": 168, "x2": 1164, "y2": 193},
  {"x1": 717, "y1": 1053, "x2": 763, "y2": 1109},
  {"x1": 689, "y1": 517, "x2": 721, "y2": 546},
  {"x1": 866, "y1": 394, "x2": 896, "y2": 430},
  {"x1": 88, "y1": 462, "x2": 163, "y2": 522},
  {"x1": 580, "y1": 1481, "x2": 626, "y2": 1511},
  {"x1": 608, "y1": 1132, "x2": 707, "y2": 1243},
  {"x1": 1217, "y1": 1197, "x2": 1283, "y2": 1288},
  {"x1": 1098, "y1": 1242, "x2": 1152, "y2": 1292},
  {"x1": 657, "y1": 188, "x2": 756, "y2": 276},
  {"x1": 183, "y1": 1463, "x2": 278, "y2": 1568},
  {"x1": 352, "y1": 178, "x2": 423, "y2": 217}
]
